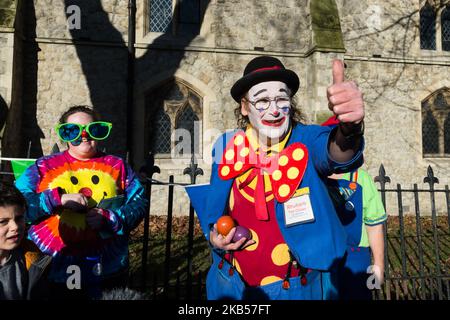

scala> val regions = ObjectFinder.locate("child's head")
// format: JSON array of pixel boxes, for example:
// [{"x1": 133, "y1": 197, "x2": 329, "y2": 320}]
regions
[{"x1": 0, "y1": 184, "x2": 26, "y2": 252}]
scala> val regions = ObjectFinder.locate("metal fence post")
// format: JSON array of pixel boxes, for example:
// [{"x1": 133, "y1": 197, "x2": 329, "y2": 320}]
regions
[
  {"x1": 375, "y1": 164, "x2": 391, "y2": 300},
  {"x1": 445, "y1": 185, "x2": 450, "y2": 234},
  {"x1": 396, "y1": 184, "x2": 409, "y2": 298},
  {"x1": 163, "y1": 175, "x2": 175, "y2": 298},
  {"x1": 139, "y1": 152, "x2": 160, "y2": 290},
  {"x1": 423, "y1": 165, "x2": 443, "y2": 300},
  {"x1": 183, "y1": 154, "x2": 203, "y2": 299},
  {"x1": 413, "y1": 184, "x2": 426, "y2": 299}
]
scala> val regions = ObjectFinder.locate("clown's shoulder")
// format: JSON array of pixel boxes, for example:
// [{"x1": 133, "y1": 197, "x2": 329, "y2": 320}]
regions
[
  {"x1": 290, "y1": 122, "x2": 333, "y2": 142},
  {"x1": 210, "y1": 129, "x2": 242, "y2": 163},
  {"x1": 210, "y1": 123, "x2": 332, "y2": 147}
]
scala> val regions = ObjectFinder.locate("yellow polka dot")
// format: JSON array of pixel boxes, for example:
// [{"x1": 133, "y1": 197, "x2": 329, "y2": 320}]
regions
[
  {"x1": 260, "y1": 276, "x2": 282, "y2": 286},
  {"x1": 278, "y1": 184, "x2": 290, "y2": 197},
  {"x1": 221, "y1": 166, "x2": 230, "y2": 176},
  {"x1": 234, "y1": 259, "x2": 242, "y2": 275},
  {"x1": 287, "y1": 167, "x2": 299, "y2": 180},
  {"x1": 278, "y1": 155, "x2": 289, "y2": 166},
  {"x1": 244, "y1": 229, "x2": 258, "y2": 252},
  {"x1": 293, "y1": 148, "x2": 304, "y2": 161},
  {"x1": 229, "y1": 190, "x2": 234, "y2": 211},
  {"x1": 240, "y1": 147, "x2": 250, "y2": 157},
  {"x1": 234, "y1": 135, "x2": 244, "y2": 146},
  {"x1": 225, "y1": 149, "x2": 235, "y2": 161},
  {"x1": 272, "y1": 170, "x2": 282, "y2": 181},
  {"x1": 271, "y1": 243, "x2": 290, "y2": 266},
  {"x1": 234, "y1": 161, "x2": 243, "y2": 171}
]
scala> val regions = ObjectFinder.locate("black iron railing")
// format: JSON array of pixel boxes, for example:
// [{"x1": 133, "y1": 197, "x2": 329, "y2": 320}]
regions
[{"x1": 0, "y1": 153, "x2": 448, "y2": 300}]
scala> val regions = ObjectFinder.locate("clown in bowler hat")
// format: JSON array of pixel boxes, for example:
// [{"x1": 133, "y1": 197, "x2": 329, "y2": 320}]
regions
[{"x1": 186, "y1": 55, "x2": 366, "y2": 300}]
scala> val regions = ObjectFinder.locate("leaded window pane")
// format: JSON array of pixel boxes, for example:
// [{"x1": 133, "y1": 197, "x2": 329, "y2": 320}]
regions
[
  {"x1": 435, "y1": 92, "x2": 449, "y2": 109},
  {"x1": 420, "y1": 3, "x2": 436, "y2": 50},
  {"x1": 149, "y1": 0, "x2": 173, "y2": 33},
  {"x1": 445, "y1": 113, "x2": 450, "y2": 153},
  {"x1": 176, "y1": 105, "x2": 199, "y2": 155},
  {"x1": 151, "y1": 108, "x2": 172, "y2": 154},
  {"x1": 442, "y1": 6, "x2": 450, "y2": 51},
  {"x1": 422, "y1": 109, "x2": 439, "y2": 154}
]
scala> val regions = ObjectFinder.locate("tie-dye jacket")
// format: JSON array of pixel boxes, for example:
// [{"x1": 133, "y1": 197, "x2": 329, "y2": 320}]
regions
[{"x1": 15, "y1": 150, "x2": 148, "y2": 283}]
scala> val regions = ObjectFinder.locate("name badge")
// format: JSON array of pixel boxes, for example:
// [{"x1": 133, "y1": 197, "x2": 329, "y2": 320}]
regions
[{"x1": 283, "y1": 187, "x2": 315, "y2": 227}]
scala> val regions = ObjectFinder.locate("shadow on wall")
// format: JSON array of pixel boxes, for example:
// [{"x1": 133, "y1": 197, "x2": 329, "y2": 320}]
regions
[
  {"x1": 63, "y1": 0, "x2": 211, "y2": 160},
  {"x1": 22, "y1": 0, "x2": 44, "y2": 157},
  {"x1": 0, "y1": 95, "x2": 7, "y2": 133},
  {"x1": 2, "y1": 1, "x2": 43, "y2": 158}
]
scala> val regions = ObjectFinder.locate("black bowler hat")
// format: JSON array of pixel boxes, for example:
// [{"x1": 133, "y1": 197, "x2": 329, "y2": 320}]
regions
[{"x1": 230, "y1": 56, "x2": 300, "y2": 102}]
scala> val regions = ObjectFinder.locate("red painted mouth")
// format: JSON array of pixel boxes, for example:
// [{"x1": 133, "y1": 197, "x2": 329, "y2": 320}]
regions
[{"x1": 261, "y1": 117, "x2": 286, "y2": 127}]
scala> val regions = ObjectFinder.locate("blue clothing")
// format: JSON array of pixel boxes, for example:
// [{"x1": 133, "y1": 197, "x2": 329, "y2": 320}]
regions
[
  {"x1": 327, "y1": 174, "x2": 372, "y2": 299},
  {"x1": 186, "y1": 123, "x2": 364, "y2": 300},
  {"x1": 338, "y1": 247, "x2": 372, "y2": 300},
  {"x1": 206, "y1": 254, "x2": 334, "y2": 300}
]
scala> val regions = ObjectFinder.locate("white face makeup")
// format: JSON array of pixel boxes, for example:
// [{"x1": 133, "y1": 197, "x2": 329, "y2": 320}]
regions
[{"x1": 242, "y1": 81, "x2": 291, "y2": 146}]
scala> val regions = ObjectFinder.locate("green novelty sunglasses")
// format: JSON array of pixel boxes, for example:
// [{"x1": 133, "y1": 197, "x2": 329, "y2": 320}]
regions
[{"x1": 55, "y1": 121, "x2": 113, "y2": 142}]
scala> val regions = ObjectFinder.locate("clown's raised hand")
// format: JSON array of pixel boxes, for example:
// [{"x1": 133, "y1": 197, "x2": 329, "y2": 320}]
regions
[
  {"x1": 327, "y1": 60, "x2": 364, "y2": 129},
  {"x1": 326, "y1": 59, "x2": 365, "y2": 162}
]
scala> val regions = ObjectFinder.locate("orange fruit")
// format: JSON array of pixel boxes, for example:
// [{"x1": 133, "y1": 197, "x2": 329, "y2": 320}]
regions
[{"x1": 216, "y1": 216, "x2": 235, "y2": 236}]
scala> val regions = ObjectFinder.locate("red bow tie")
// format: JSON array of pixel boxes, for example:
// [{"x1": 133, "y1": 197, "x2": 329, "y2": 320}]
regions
[{"x1": 218, "y1": 131, "x2": 308, "y2": 220}]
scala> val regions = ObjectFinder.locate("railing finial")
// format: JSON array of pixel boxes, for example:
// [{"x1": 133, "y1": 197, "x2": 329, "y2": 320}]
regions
[
  {"x1": 374, "y1": 163, "x2": 391, "y2": 189},
  {"x1": 183, "y1": 153, "x2": 203, "y2": 184},
  {"x1": 423, "y1": 165, "x2": 439, "y2": 188}
]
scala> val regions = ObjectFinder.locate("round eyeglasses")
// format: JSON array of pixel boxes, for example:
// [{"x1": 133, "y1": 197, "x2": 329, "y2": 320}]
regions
[{"x1": 244, "y1": 96, "x2": 291, "y2": 112}]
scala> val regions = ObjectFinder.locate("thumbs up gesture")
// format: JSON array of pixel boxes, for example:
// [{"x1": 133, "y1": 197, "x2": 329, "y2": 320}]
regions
[{"x1": 327, "y1": 60, "x2": 364, "y2": 127}]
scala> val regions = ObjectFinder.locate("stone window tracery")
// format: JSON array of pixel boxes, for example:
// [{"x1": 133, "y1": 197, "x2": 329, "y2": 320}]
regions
[
  {"x1": 146, "y1": 80, "x2": 202, "y2": 158},
  {"x1": 442, "y1": 6, "x2": 450, "y2": 51},
  {"x1": 420, "y1": 2, "x2": 436, "y2": 50},
  {"x1": 422, "y1": 88, "x2": 450, "y2": 157}
]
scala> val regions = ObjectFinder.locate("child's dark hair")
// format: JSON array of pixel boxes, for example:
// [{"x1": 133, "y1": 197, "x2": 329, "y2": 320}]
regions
[
  {"x1": 0, "y1": 184, "x2": 27, "y2": 211},
  {"x1": 58, "y1": 105, "x2": 101, "y2": 124}
]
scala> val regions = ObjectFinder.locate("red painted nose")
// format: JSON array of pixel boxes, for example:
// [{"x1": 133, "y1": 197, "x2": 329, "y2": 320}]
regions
[
  {"x1": 81, "y1": 130, "x2": 88, "y2": 138},
  {"x1": 79, "y1": 187, "x2": 92, "y2": 198}
]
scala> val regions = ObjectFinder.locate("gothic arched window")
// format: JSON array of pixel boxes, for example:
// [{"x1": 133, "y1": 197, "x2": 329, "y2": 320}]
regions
[
  {"x1": 422, "y1": 108, "x2": 439, "y2": 154},
  {"x1": 442, "y1": 6, "x2": 450, "y2": 51},
  {"x1": 420, "y1": 2, "x2": 436, "y2": 50},
  {"x1": 151, "y1": 108, "x2": 172, "y2": 154},
  {"x1": 146, "y1": 80, "x2": 202, "y2": 158},
  {"x1": 444, "y1": 113, "x2": 450, "y2": 153},
  {"x1": 146, "y1": 0, "x2": 202, "y2": 35},
  {"x1": 422, "y1": 88, "x2": 450, "y2": 157},
  {"x1": 175, "y1": 105, "x2": 199, "y2": 156}
]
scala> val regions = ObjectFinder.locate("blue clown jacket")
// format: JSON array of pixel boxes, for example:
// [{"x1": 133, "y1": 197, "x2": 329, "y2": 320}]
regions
[{"x1": 186, "y1": 123, "x2": 364, "y2": 272}]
